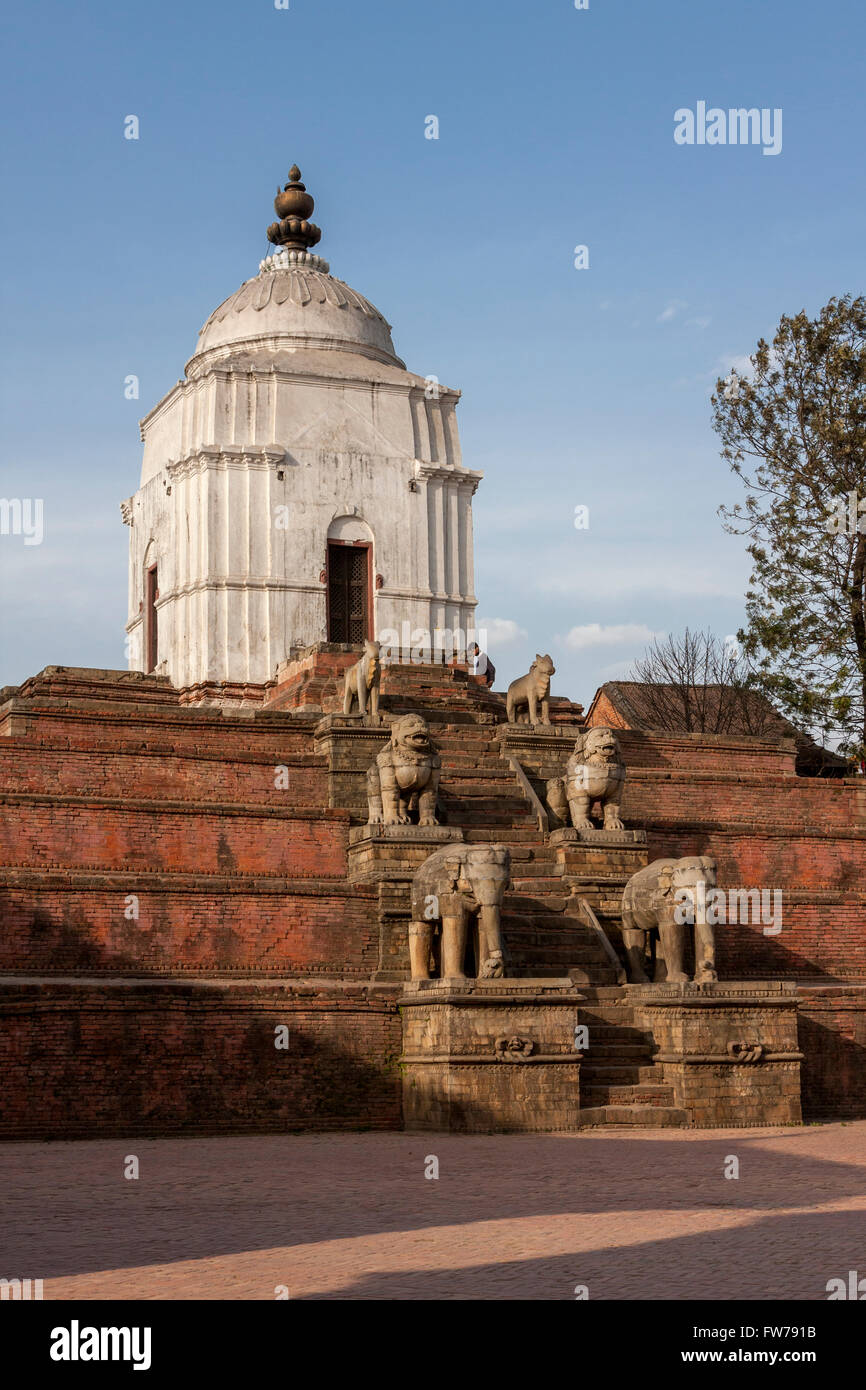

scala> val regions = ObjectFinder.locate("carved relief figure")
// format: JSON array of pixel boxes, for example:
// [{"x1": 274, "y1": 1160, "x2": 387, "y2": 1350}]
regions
[
  {"x1": 506, "y1": 653, "x2": 556, "y2": 724},
  {"x1": 409, "y1": 843, "x2": 511, "y2": 981},
  {"x1": 494, "y1": 1035, "x2": 535, "y2": 1061},
  {"x1": 343, "y1": 639, "x2": 381, "y2": 719},
  {"x1": 547, "y1": 726, "x2": 626, "y2": 830},
  {"x1": 366, "y1": 714, "x2": 441, "y2": 825},
  {"x1": 620, "y1": 855, "x2": 719, "y2": 985}
]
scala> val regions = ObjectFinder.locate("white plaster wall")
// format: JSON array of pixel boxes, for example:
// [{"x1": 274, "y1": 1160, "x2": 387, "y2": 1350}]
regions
[{"x1": 125, "y1": 285, "x2": 481, "y2": 688}]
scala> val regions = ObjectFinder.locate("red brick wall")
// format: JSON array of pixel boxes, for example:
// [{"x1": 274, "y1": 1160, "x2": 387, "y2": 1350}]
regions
[
  {"x1": 1, "y1": 668, "x2": 864, "y2": 1131},
  {"x1": 0, "y1": 880, "x2": 380, "y2": 973},
  {"x1": 0, "y1": 745, "x2": 328, "y2": 806},
  {"x1": 0, "y1": 799, "x2": 348, "y2": 878},
  {"x1": 797, "y1": 989, "x2": 866, "y2": 1120},
  {"x1": 605, "y1": 732, "x2": 866, "y2": 985},
  {"x1": 0, "y1": 982, "x2": 403, "y2": 1138}
]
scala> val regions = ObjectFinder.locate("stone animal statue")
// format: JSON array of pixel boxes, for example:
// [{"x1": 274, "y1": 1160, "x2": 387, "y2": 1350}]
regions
[
  {"x1": 547, "y1": 725, "x2": 626, "y2": 830},
  {"x1": 343, "y1": 640, "x2": 381, "y2": 720},
  {"x1": 366, "y1": 714, "x2": 441, "y2": 826},
  {"x1": 506, "y1": 653, "x2": 556, "y2": 724},
  {"x1": 409, "y1": 843, "x2": 511, "y2": 981},
  {"x1": 620, "y1": 855, "x2": 718, "y2": 984}
]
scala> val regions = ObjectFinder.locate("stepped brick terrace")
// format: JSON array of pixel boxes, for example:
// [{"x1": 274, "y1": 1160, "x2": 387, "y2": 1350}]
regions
[{"x1": 0, "y1": 649, "x2": 864, "y2": 1138}]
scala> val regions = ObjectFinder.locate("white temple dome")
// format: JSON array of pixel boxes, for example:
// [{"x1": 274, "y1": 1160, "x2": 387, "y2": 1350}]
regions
[
  {"x1": 193, "y1": 250, "x2": 404, "y2": 369},
  {"x1": 126, "y1": 162, "x2": 480, "y2": 693}
]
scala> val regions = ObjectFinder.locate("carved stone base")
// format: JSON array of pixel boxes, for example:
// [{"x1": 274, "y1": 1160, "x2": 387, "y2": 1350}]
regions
[
  {"x1": 631, "y1": 981, "x2": 803, "y2": 1127},
  {"x1": 549, "y1": 826, "x2": 647, "y2": 847},
  {"x1": 498, "y1": 724, "x2": 576, "y2": 748},
  {"x1": 400, "y1": 978, "x2": 584, "y2": 1132},
  {"x1": 550, "y1": 833, "x2": 649, "y2": 918},
  {"x1": 347, "y1": 825, "x2": 462, "y2": 883},
  {"x1": 313, "y1": 714, "x2": 394, "y2": 814}
]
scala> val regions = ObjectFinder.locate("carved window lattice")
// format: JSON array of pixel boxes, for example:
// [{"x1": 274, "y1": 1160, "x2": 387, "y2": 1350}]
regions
[
  {"x1": 145, "y1": 564, "x2": 158, "y2": 672},
  {"x1": 328, "y1": 544, "x2": 368, "y2": 644}
]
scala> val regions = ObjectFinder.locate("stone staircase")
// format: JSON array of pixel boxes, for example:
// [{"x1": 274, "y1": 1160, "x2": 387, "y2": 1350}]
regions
[
  {"x1": 433, "y1": 722, "x2": 623, "y2": 985},
  {"x1": 429, "y1": 719, "x2": 686, "y2": 1126},
  {"x1": 575, "y1": 989, "x2": 686, "y2": 1126}
]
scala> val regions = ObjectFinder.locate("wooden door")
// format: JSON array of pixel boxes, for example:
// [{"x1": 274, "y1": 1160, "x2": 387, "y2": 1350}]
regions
[{"x1": 326, "y1": 543, "x2": 370, "y2": 643}]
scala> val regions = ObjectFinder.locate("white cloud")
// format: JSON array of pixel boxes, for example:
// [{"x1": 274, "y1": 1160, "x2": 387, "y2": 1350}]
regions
[
  {"x1": 719, "y1": 352, "x2": 756, "y2": 378},
  {"x1": 475, "y1": 617, "x2": 527, "y2": 646},
  {"x1": 559, "y1": 622, "x2": 662, "y2": 651},
  {"x1": 657, "y1": 299, "x2": 688, "y2": 323},
  {"x1": 686, "y1": 315, "x2": 711, "y2": 329}
]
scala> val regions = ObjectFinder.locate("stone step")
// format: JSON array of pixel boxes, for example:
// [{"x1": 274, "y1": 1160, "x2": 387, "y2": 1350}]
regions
[
  {"x1": 439, "y1": 750, "x2": 504, "y2": 761},
  {"x1": 561, "y1": 966, "x2": 621, "y2": 987},
  {"x1": 580, "y1": 1040, "x2": 654, "y2": 1060},
  {"x1": 463, "y1": 829, "x2": 544, "y2": 844},
  {"x1": 578, "y1": 1028, "x2": 653, "y2": 1045},
  {"x1": 509, "y1": 965, "x2": 608, "y2": 981},
  {"x1": 508, "y1": 876, "x2": 565, "y2": 893},
  {"x1": 502, "y1": 918, "x2": 612, "y2": 939},
  {"x1": 444, "y1": 813, "x2": 535, "y2": 829},
  {"x1": 507, "y1": 949, "x2": 614, "y2": 970},
  {"x1": 440, "y1": 763, "x2": 516, "y2": 776},
  {"x1": 578, "y1": 1062, "x2": 659, "y2": 1084},
  {"x1": 442, "y1": 801, "x2": 532, "y2": 815},
  {"x1": 581, "y1": 1083, "x2": 677, "y2": 1106},
  {"x1": 578, "y1": 1017, "x2": 646, "y2": 1035},
  {"x1": 440, "y1": 790, "x2": 531, "y2": 806},
  {"x1": 578, "y1": 1006, "x2": 639, "y2": 1024},
  {"x1": 578, "y1": 987, "x2": 633, "y2": 1004},
  {"x1": 577, "y1": 1104, "x2": 687, "y2": 1128},
  {"x1": 504, "y1": 929, "x2": 608, "y2": 949}
]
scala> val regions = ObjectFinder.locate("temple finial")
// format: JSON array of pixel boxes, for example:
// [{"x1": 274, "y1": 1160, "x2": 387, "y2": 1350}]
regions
[{"x1": 267, "y1": 164, "x2": 322, "y2": 252}]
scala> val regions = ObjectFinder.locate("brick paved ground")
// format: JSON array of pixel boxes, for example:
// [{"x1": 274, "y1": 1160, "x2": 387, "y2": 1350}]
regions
[{"x1": 1, "y1": 1122, "x2": 864, "y2": 1300}]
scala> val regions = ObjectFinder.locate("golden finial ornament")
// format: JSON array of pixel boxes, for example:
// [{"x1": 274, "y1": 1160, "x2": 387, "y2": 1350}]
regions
[{"x1": 267, "y1": 164, "x2": 322, "y2": 252}]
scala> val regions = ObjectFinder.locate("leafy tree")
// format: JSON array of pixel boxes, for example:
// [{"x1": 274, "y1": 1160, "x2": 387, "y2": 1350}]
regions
[{"x1": 712, "y1": 295, "x2": 866, "y2": 761}]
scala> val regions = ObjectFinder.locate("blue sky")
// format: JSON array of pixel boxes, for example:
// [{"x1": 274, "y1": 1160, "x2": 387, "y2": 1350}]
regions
[{"x1": 1, "y1": 0, "x2": 864, "y2": 704}]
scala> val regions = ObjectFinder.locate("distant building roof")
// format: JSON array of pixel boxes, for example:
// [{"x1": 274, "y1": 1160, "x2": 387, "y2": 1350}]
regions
[{"x1": 584, "y1": 681, "x2": 849, "y2": 777}]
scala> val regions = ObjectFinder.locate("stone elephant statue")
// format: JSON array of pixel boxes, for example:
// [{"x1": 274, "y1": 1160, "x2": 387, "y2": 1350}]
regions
[
  {"x1": 620, "y1": 855, "x2": 718, "y2": 985},
  {"x1": 409, "y1": 844, "x2": 511, "y2": 981}
]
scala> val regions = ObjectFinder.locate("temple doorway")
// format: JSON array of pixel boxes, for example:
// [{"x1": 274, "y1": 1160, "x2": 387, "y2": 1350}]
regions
[{"x1": 326, "y1": 541, "x2": 371, "y2": 643}]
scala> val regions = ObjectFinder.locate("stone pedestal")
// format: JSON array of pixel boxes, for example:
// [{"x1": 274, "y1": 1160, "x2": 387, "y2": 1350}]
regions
[
  {"x1": 631, "y1": 981, "x2": 803, "y2": 1127},
  {"x1": 313, "y1": 713, "x2": 392, "y2": 814},
  {"x1": 497, "y1": 723, "x2": 579, "y2": 775},
  {"x1": 400, "y1": 978, "x2": 584, "y2": 1132},
  {"x1": 549, "y1": 827, "x2": 646, "y2": 848},
  {"x1": 550, "y1": 828, "x2": 649, "y2": 920},
  {"x1": 347, "y1": 824, "x2": 463, "y2": 882},
  {"x1": 348, "y1": 826, "x2": 464, "y2": 981}
]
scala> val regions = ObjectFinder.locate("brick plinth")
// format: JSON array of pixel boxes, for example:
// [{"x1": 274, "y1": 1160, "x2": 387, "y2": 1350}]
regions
[{"x1": 0, "y1": 664, "x2": 863, "y2": 1134}]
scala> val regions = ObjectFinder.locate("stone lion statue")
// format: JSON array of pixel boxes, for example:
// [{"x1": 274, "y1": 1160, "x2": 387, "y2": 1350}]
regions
[
  {"x1": 366, "y1": 714, "x2": 441, "y2": 826},
  {"x1": 546, "y1": 725, "x2": 626, "y2": 831},
  {"x1": 343, "y1": 640, "x2": 380, "y2": 720},
  {"x1": 506, "y1": 653, "x2": 556, "y2": 724}
]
